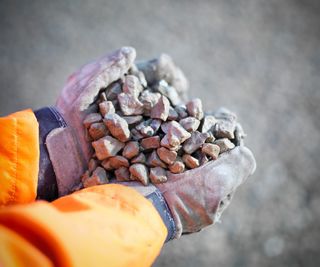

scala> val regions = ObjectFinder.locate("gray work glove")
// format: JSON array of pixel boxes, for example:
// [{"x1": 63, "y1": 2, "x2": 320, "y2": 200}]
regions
[{"x1": 47, "y1": 47, "x2": 136, "y2": 196}]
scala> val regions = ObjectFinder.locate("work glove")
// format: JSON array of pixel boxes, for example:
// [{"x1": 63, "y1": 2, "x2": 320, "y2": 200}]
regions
[{"x1": 43, "y1": 47, "x2": 136, "y2": 196}]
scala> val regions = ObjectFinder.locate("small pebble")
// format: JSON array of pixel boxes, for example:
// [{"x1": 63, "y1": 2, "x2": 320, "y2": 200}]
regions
[
  {"x1": 104, "y1": 113, "x2": 130, "y2": 142},
  {"x1": 115, "y1": 167, "x2": 130, "y2": 181},
  {"x1": 150, "y1": 95, "x2": 170, "y2": 121},
  {"x1": 122, "y1": 141, "x2": 140, "y2": 159},
  {"x1": 182, "y1": 154, "x2": 200, "y2": 169},
  {"x1": 92, "y1": 136, "x2": 125, "y2": 160},
  {"x1": 179, "y1": 117, "x2": 200, "y2": 132},
  {"x1": 169, "y1": 158, "x2": 185, "y2": 173},
  {"x1": 89, "y1": 122, "x2": 108, "y2": 140},
  {"x1": 83, "y1": 113, "x2": 102, "y2": 128},
  {"x1": 99, "y1": 101, "x2": 115, "y2": 117},
  {"x1": 131, "y1": 153, "x2": 146, "y2": 164},
  {"x1": 150, "y1": 167, "x2": 167, "y2": 184},
  {"x1": 157, "y1": 147, "x2": 177, "y2": 165},
  {"x1": 186, "y1": 98, "x2": 204, "y2": 120},
  {"x1": 214, "y1": 138, "x2": 235, "y2": 153},
  {"x1": 147, "y1": 150, "x2": 167, "y2": 168},
  {"x1": 129, "y1": 163, "x2": 149, "y2": 185},
  {"x1": 141, "y1": 136, "x2": 160, "y2": 150}
]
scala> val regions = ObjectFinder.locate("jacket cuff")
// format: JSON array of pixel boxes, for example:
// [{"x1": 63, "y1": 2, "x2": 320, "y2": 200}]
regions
[{"x1": 34, "y1": 107, "x2": 67, "y2": 201}]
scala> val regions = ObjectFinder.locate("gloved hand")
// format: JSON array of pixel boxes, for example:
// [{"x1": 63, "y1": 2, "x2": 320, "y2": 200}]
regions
[
  {"x1": 124, "y1": 145, "x2": 256, "y2": 239},
  {"x1": 45, "y1": 47, "x2": 136, "y2": 196}
]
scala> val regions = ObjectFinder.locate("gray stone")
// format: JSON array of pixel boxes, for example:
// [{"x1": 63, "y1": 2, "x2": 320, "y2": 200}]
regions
[
  {"x1": 122, "y1": 115, "x2": 143, "y2": 125},
  {"x1": 83, "y1": 113, "x2": 102, "y2": 128},
  {"x1": 175, "y1": 105, "x2": 188, "y2": 119},
  {"x1": 201, "y1": 143, "x2": 220, "y2": 160},
  {"x1": 122, "y1": 74, "x2": 143, "y2": 97},
  {"x1": 182, "y1": 154, "x2": 200, "y2": 169},
  {"x1": 105, "y1": 81, "x2": 122, "y2": 101},
  {"x1": 186, "y1": 98, "x2": 204, "y2": 120},
  {"x1": 115, "y1": 167, "x2": 130, "y2": 181},
  {"x1": 83, "y1": 167, "x2": 108, "y2": 188},
  {"x1": 234, "y1": 123, "x2": 246, "y2": 146},
  {"x1": 99, "y1": 101, "x2": 115, "y2": 117},
  {"x1": 147, "y1": 150, "x2": 167, "y2": 168},
  {"x1": 183, "y1": 131, "x2": 208, "y2": 154},
  {"x1": 88, "y1": 122, "x2": 108, "y2": 140},
  {"x1": 179, "y1": 117, "x2": 200, "y2": 132},
  {"x1": 150, "y1": 95, "x2": 170, "y2": 121},
  {"x1": 139, "y1": 90, "x2": 161, "y2": 116},
  {"x1": 104, "y1": 113, "x2": 130, "y2": 142},
  {"x1": 131, "y1": 153, "x2": 146, "y2": 164},
  {"x1": 157, "y1": 147, "x2": 177, "y2": 165},
  {"x1": 131, "y1": 128, "x2": 144, "y2": 140},
  {"x1": 150, "y1": 167, "x2": 167, "y2": 184},
  {"x1": 88, "y1": 158, "x2": 99, "y2": 173},
  {"x1": 213, "y1": 107, "x2": 237, "y2": 139},
  {"x1": 168, "y1": 106, "x2": 179, "y2": 120},
  {"x1": 154, "y1": 79, "x2": 182, "y2": 106},
  {"x1": 129, "y1": 163, "x2": 149, "y2": 185},
  {"x1": 122, "y1": 141, "x2": 140, "y2": 159},
  {"x1": 214, "y1": 138, "x2": 235, "y2": 153},
  {"x1": 118, "y1": 92, "x2": 144, "y2": 115},
  {"x1": 201, "y1": 115, "x2": 217, "y2": 133},
  {"x1": 92, "y1": 135, "x2": 125, "y2": 160},
  {"x1": 141, "y1": 136, "x2": 160, "y2": 150}
]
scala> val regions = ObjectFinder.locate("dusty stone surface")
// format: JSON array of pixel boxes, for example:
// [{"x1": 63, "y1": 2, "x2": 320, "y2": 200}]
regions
[
  {"x1": 88, "y1": 122, "x2": 108, "y2": 140},
  {"x1": 175, "y1": 105, "x2": 188, "y2": 119},
  {"x1": 201, "y1": 115, "x2": 217, "y2": 133},
  {"x1": 114, "y1": 166, "x2": 130, "y2": 181},
  {"x1": 167, "y1": 121, "x2": 191, "y2": 145},
  {"x1": 83, "y1": 167, "x2": 108, "y2": 188},
  {"x1": 92, "y1": 135, "x2": 125, "y2": 160},
  {"x1": 141, "y1": 136, "x2": 160, "y2": 150},
  {"x1": 150, "y1": 95, "x2": 170, "y2": 121},
  {"x1": 179, "y1": 117, "x2": 200, "y2": 132},
  {"x1": 83, "y1": 113, "x2": 102, "y2": 128},
  {"x1": 129, "y1": 163, "x2": 149, "y2": 185},
  {"x1": 202, "y1": 143, "x2": 220, "y2": 160},
  {"x1": 99, "y1": 101, "x2": 115, "y2": 117},
  {"x1": 150, "y1": 167, "x2": 167, "y2": 184},
  {"x1": 131, "y1": 152, "x2": 146, "y2": 164},
  {"x1": 104, "y1": 113, "x2": 130, "y2": 142},
  {"x1": 168, "y1": 159, "x2": 185, "y2": 174},
  {"x1": 139, "y1": 90, "x2": 161, "y2": 116},
  {"x1": 186, "y1": 98, "x2": 204, "y2": 120},
  {"x1": 130, "y1": 128, "x2": 144, "y2": 140},
  {"x1": 122, "y1": 141, "x2": 140, "y2": 159},
  {"x1": 147, "y1": 150, "x2": 167, "y2": 168},
  {"x1": 214, "y1": 138, "x2": 235, "y2": 153},
  {"x1": 183, "y1": 131, "x2": 208, "y2": 154},
  {"x1": 154, "y1": 79, "x2": 182, "y2": 106},
  {"x1": 168, "y1": 106, "x2": 179, "y2": 120},
  {"x1": 122, "y1": 115, "x2": 143, "y2": 125},
  {"x1": 157, "y1": 147, "x2": 177, "y2": 165},
  {"x1": 182, "y1": 154, "x2": 200, "y2": 169},
  {"x1": 213, "y1": 108, "x2": 237, "y2": 139},
  {"x1": 105, "y1": 82, "x2": 122, "y2": 101},
  {"x1": 118, "y1": 92, "x2": 144, "y2": 115}
]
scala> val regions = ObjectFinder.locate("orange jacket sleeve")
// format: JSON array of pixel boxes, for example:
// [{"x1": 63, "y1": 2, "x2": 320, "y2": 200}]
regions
[{"x1": 0, "y1": 110, "x2": 167, "y2": 266}]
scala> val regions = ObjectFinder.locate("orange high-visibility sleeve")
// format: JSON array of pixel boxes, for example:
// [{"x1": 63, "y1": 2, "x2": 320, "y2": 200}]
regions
[
  {"x1": 0, "y1": 109, "x2": 39, "y2": 205},
  {"x1": 0, "y1": 184, "x2": 167, "y2": 267}
]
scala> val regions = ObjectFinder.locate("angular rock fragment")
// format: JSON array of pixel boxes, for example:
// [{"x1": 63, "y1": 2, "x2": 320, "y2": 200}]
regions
[
  {"x1": 131, "y1": 128, "x2": 144, "y2": 140},
  {"x1": 139, "y1": 90, "x2": 161, "y2": 116},
  {"x1": 129, "y1": 163, "x2": 149, "y2": 185},
  {"x1": 150, "y1": 167, "x2": 167, "y2": 184},
  {"x1": 115, "y1": 167, "x2": 130, "y2": 181},
  {"x1": 122, "y1": 141, "x2": 140, "y2": 159},
  {"x1": 83, "y1": 167, "x2": 108, "y2": 188},
  {"x1": 186, "y1": 98, "x2": 204, "y2": 120},
  {"x1": 167, "y1": 121, "x2": 191, "y2": 145},
  {"x1": 157, "y1": 147, "x2": 177, "y2": 165},
  {"x1": 201, "y1": 143, "x2": 220, "y2": 160},
  {"x1": 105, "y1": 81, "x2": 122, "y2": 101},
  {"x1": 160, "y1": 134, "x2": 181, "y2": 151},
  {"x1": 118, "y1": 92, "x2": 144, "y2": 115},
  {"x1": 175, "y1": 105, "x2": 188, "y2": 119},
  {"x1": 201, "y1": 115, "x2": 217, "y2": 133},
  {"x1": 179, "y1": 117, "x2": 200, "y2": 132},
  {"x1": 89, "y1": 122, "x2": 108, "y2": 140},
  {"x1": 183, "y1": 131, "x2": 208, "y2": 154},
  {"x1": 150, "y1": 119, "x2": 162, "y2": 133},
  {"x1": 150, "y1": 95, "x2": 170, "y2": 121},
  {"x1": 104, "y1": 113, "x2": 130, "y2": 142},
  {"x1": 102, "y1": 155, "x2": 130, "y2": 170},
  {"x1": 154, "y1": 80, "x2": 182, "y2": 106},
  {"x1": 147, "y1": 150, "x2": 167, "y2": 168},
  {"x1": 141, "y1": 136, "x2": 160, "y2": 150},
  {"x1": 122, "y1": 75, "x2": 143, "y2": 97},
  {"x1": 122, "y1": 115, "x2": 143, "y2": 125},
  {"x1": 88, "y1": 158, "x2": 99, "y2": 173},
  {"x1": 168, "y1": 106, "x2": 179, "y2": 120},
  {"x1": 234, "y1": 123, "x2": 246, "y2": 146},
  {"x1": 83, "y1": 113, "x2": 102, "y2": 128},
  {"x1": 214, "y1": 138, "x2": 235, "y2": 153},
  {"x1": 131, "y1": 152, "x2": 146, "y2": 164},
  {"x1": 213, "y1": 107, "x2": 237, "y2": 139},
  {"x1": 92, "y1": 136, "x2": 125, "y2": 160},
  {"x1": 168, "y1": 159, "x2": 185, "y2": 174},
  {"x1": 99, "y1": 101, "x2": 115, "y2": 117},
  {"x1": 182, "y1": 154, "x2": 200, "y2": 169}
]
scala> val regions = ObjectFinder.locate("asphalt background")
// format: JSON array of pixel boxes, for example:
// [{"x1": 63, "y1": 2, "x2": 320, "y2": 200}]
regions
[{"x1": 1, "y1": 0, "x2": 320, "y2": 266}]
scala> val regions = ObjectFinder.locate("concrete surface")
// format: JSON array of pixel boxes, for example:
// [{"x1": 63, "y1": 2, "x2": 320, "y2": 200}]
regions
[{"x1": 1, "y1": 0, "x2": 320, "y2": 266}]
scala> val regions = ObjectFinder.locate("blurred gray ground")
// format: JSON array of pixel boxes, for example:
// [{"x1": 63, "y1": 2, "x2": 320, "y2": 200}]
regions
[{"x1": 1, "y1": 0, "x2": 320, "y2": 266}]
